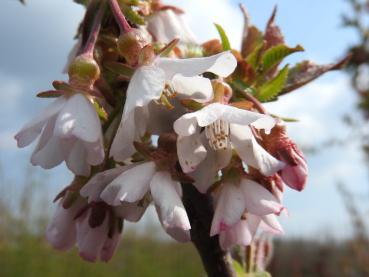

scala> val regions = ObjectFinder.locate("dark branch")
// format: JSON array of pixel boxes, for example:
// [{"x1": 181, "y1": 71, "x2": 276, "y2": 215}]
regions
[{"x1": 181, "y1": 183, "x2": 236, "y2": 277}]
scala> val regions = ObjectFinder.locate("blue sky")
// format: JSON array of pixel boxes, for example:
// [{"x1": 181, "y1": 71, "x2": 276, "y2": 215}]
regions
[{"x1": 0, "y1": 0, "x2": 367, "y2": 240}]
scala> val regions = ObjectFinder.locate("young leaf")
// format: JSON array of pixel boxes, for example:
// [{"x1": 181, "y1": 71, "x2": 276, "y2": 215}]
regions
[
  {"x1": 121, "y1": 4, "x2": 145, "y2": 25},
  {"x1": 233, "y1": 260, "x2": 246, "y2": 277},
  {"x1": 214, "y1": 23, "x2": 231, "y2": 51},
  {"x1": 261, "y1": 44, "x2": 304, "y2": 75},
  {"x1": 281, "y1": 55, "x2": 350, "y2": 94},
  {"x1": 242, "y1": 26, "x2": 264, "y2": 58},
  {"x1": 246, "y1": 41, "x2": 265, "y2": 71},
  {"x1": 258, "y1": 65, "x2": 289, "y2": 102},
  {"x1": 37, "y1": 90, "x2": 65, "y2": 98}
]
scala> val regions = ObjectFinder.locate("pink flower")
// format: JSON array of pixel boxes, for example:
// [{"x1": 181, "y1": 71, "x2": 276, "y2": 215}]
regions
[{"x1": 15, "y1": 93, "x2": 104, "y2": 176}]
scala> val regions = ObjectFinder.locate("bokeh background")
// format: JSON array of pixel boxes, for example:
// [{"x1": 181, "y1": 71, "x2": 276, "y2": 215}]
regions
[{"x1": 1, "y1": 0, "x2": 368, "y2": 276}]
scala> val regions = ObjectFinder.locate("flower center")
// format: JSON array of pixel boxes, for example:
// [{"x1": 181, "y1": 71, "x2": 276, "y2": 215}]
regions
[{"x1": 205, "y1": 120, "x2": 230, "y2": 150}]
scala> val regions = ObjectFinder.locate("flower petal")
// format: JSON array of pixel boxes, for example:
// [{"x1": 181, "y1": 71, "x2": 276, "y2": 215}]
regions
[
  {"x1": 191, "y1": 146, "x2": 232, "y2": 193},
  {"x1": 240, "y1": 179, "x2": 283, "y2": 216},
  {"x1": 260, "y1": 214, "x2": 284, "y2": 235},
  {"x1": 110, "y1": 110, "x2": 137, "y2": 162},
  {"x1": 210, "y1": 184, "x2": 245, "y2": 236},
  {"x1": 54, "y1": 94, "x2": 101, "y2": 143},
  {"x1": 156, "y1": 51, "x2": 237, "y2": 79},
  {"x1": 172, "y1": 74, "x2": 213, "y2": 102},
  {"x1": 65, "y1": 140, "x2": 91, "y2": 176},
  {"x1": 150, "y1": 171, "x2": 191, "y2": 231},
  {"x1": 101, "y1": 162, "x2": 156, "y2": 205},
  {"x1": 219, "y1": 216, "x2": 260, "y2": 250},
  {"x1": 177, "y1": 133, "x2": 207, "y2": 173},
  {"x1": 114, "y1": 200, "x2": 149, "y2": 223},
  {"x1": 100, "y1": 230, "x2": 121, "y2": 262},
  {"x1": 80, "y1": 166, "x2": 129, "y2": 203},
  {"x1": 76, "y1": 212, "x2": 109, "y2": 263},
  {"x1": 46, "y1": 199, "x2": 84, "y2": 251},
  {"x1": 15, "y1": 96, "x2": 66, "y2": 148},
  {"x1": 147, "y1": 9, "x2": 197, "y2": 44},
  {"x1": 30, "y1": 118, "x2": 64, "y2": 169},
  {"x1": 123, "y1": 65, "x2": 166, "y2": 121},
  {"x1": 230, "y1": 124, "x2": 285, "y2": 176}
]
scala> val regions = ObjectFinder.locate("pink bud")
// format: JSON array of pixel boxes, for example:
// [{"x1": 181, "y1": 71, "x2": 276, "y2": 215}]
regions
[
  {"x1": 278, "y1": 143, "x2": 308, "y2": 191},
  {"x1": 263, "y1": 121, "x2": 308, "y2": 191}
]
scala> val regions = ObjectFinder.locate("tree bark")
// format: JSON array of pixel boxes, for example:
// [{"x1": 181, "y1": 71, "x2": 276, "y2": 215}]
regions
[{"x1": 182, "y1": 183, "x2": 236, "y2": 277}]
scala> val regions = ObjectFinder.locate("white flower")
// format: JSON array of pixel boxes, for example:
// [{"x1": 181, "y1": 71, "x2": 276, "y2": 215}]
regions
[
  {"x1": 210, "y1": 179, "x2": 284, "y2": 237},
  {"x1": 15, "y1": 94, "x2": 104, "y2": 176},
  {"x1": 100, "y1": 162, "x2": 191, "y2": 242},
  {"x1": 209, "y1": 179, "x2": 284, "y2": 250},
  {"x1": 109, "y1": 51, "x2": 237, "y2": 162},
  {"x1": 174, "y1": 103, "x2": 285, "y2": 179},
  {"x1": 80, "y1": 165, "x2": 149, "y2": 223},
  {"x1": 219, "y1": 214, "x2": 283, "y2": 250},
  {"x1": 147, "y1": 9, "x2": 197, "y2": 44}
]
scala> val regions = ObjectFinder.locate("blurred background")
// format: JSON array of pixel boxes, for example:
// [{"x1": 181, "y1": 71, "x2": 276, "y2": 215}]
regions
[{"x1": 0, "y1": 0, "x2": 368, "y2": 276}]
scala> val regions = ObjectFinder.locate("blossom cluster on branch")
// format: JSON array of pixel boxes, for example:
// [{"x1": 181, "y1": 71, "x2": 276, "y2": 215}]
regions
[{"x1": 15, "y1": 0, "x2": 345, "y2": 269}]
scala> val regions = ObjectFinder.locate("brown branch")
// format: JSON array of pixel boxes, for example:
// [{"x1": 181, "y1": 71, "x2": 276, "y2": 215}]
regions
[{"x1": 181, "y1": 183, "x2": 236, "y2": 277}]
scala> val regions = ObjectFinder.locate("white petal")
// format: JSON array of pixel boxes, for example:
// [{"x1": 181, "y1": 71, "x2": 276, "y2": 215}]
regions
[
  {"x1": 110, "y1": 110, "x2": 137, "y2": 162},
  {"x1": 100, "y1": 230, "x2": 121, "y2": 262},
  {"x1": 210, "y1": 184, "x2": 245, "y2": 236},
  {"x1": 156, "y1": 51, "x2": 237, "y2": 79},
  {"x1": 147, "y1": 9, "x2": 197, "y2": 44},
  {"x1": 260, "y1": 214, "x2": 284, "y2": 235},
  {"x1": 46, "y1": 199, "x2": 84, "y2": 251},
  {"x1": 101, "y1": 162, "x2": 156, "y2": 205},
  {"x1": 123, "y1": 65, "x2": 166, "y2": 121},
  {"x1": 15, "y1": 96, "x2": 66, "y2": 148},
  {"x1": 219, "y1": 217, "x2": 260, "y2": 250},
  {"x1": 80, "y1": 167, "x2": 129, "y2": 203},
  {"x1": 177, "y1": 133, "x2": 207, "y2": 173},
  {"x1": 173, "y1": 113, "x2": 199, "y2": 136},
  {"x1": 76, "y1": 212, "x2": 109, "y2": 262},
  {"x1": 230, "y1": 124, "x2": 285, "y2": 176},
  {"x1": 240, "y1": 179, "x2": 283, "y2": 216},
  {"x1": 172, "y1": 74, "x2": 213, "y2": 102},
  {"x1": 54, "y1": 94, "x2": 101, "y2": 143},
  {"x1": 66, "y1": 140, "x2": 91, "y2": 176},
  {"x1": 30, "y1": 118, "x2": 64, "y2": 169},
  {"x1": 114, "y1": 200, "x2": 149, "y2": 223},
  {"x1": 251, "y1": 116, "x2": 277, "y2": 135},
  {"x1": 85, "y1": 139, "x2": 105, "y2": 166},
  {"x1": 150, "y1": 171, "x2": 190, "y2": 231},
  {"x1": 191, "y1": 146, "x2": 232, "y2": 193}
]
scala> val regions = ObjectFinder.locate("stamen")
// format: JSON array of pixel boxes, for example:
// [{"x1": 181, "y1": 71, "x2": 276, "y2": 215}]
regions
[
  {"x1": 163, "y1": 82, "x2": 176, "y2": 98},
  {"x1": 205, "y1": 120, "x2": 230, "y2": 150}
]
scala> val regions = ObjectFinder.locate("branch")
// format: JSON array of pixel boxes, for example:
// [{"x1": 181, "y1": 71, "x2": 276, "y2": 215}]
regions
[{"x1": 181, "y1": 183, "x2": 236, "y2": 277}]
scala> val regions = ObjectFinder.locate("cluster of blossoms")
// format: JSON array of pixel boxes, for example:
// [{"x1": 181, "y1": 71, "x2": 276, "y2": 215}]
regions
[{"x1": 15, "y1": 0, "x2": 316, "y2": 263}]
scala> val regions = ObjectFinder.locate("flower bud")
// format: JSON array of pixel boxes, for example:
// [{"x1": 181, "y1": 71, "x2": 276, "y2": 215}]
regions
[
  {"x1": 117, "y1": 28, "x2": 149, "y2": 66},
  {"x1": 68, "y1": 55, "x2": 100, "y2": 90},
  {"x1": 264, "y1": 121, "x2": 308, "y2": 191}
]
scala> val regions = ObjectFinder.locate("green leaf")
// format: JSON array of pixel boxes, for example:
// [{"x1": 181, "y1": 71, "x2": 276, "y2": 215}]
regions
[
  {"x1": 233, "y1": 260, "x2": 246, "y2": 277},
  {"x1": 242, "y1": 26, "x2": 263, "y2": 58},
  {"x1": 246, "y1": 41, "x2": 264, "y2": 71},
  {"x1": 214, "y1": 23, "x2": 231, "y2": 51},
  {"x1": 245, "y1": 272, "x2": 272, "y2": 277},
  {"x1": 261, "y1": 44, "x2": 304, "y2": 74},
  {"x1": 258, "y1": 65, "x2": 289, "y2": 102},
  {"x1": 104, "y1": 62, "x2": 135, "y2": 78},
  {"x1": 74, "y1": 0, "x2": 90, "y2": 6},
  {"x1": 231, "y1": 79, "x2": 256, "y2": 95}
]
